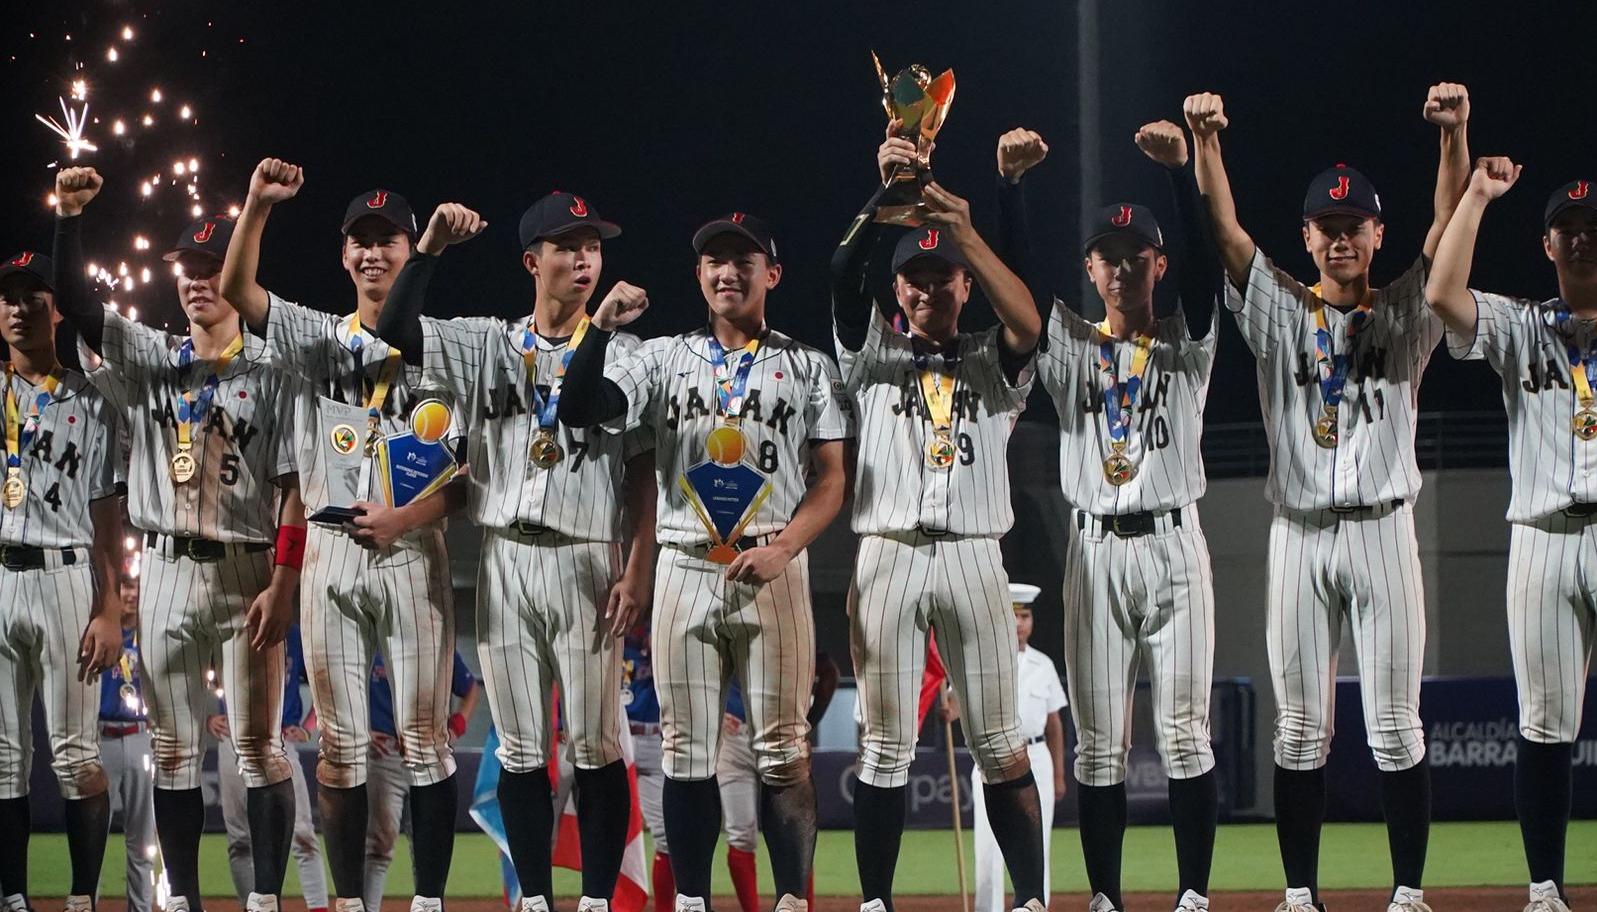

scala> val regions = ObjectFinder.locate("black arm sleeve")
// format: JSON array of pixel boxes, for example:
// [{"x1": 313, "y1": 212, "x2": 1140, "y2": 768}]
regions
[
  {"x1": 51, "y1": 215, "x2": 105, "y2": 354},
  {"x1": 1168, "y1": 164, "x2": 1221, "y2": 340},
  {"x1": 829, "y1": 185, "x2": 891, "y2": 353},
  {"x1": 555, "y1": 326, "x2": 628, "y2": 427},
  {"x1": 375, "y1": 252, "x2": 434, "y2": 366},
  {"x1": 995, "y1": 174, "x2": 1055, "y2": 348}
]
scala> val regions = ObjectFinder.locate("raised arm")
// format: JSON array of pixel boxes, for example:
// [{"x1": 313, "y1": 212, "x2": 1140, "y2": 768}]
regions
[
  {"x1": 832, "y1": 128, "x2": 915, "y2": 352},
  {"x1": 1183, "y1": 93, "x2": 1256, "y2": 290},
  {"x1": 1136, "y1": 120, "x2": 1221, "y2": 338},
  {"x1": 221, "y1": 158, "x2": 305, "y2": 334},
  {"x1": 51, "y1": 167, "x2": 110, "y2": 354},
  {"x1": 1425, "y1": 157, "x2": 1521, "y2": 339},
  {"x1": 994, "y1": 128, "x2": 1052, "y2": 324},
  {"x1": 555, "y1": 282, "x2": 650, "y2": 427},
  {"x1": 921, "y1": 182, "x2": 1041, "y2": 353},
  {"x1": 376, "y1": 203, "x2": 487, "y2": 362},
  {"x1": 1420, "y1": 82, "x2": 1473, "y2": 263}
]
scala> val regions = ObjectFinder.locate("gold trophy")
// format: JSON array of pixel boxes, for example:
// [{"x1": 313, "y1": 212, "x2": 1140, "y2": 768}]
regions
[{"x1": 871, "y1": 51, "x2": 956, "y2": 226}]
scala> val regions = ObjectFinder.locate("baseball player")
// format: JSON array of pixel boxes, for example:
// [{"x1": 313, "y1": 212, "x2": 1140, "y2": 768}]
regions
[
  {"x1": 210, "y1": 624, "x2": 327, "y2": 912},
  {"x1": 559, "y1": 212, "x2": 854, "y2": 912},
  {"x1": 1424, "y1": 157, "x2": 1592, "y2": 912},
  {"x1": 991, "y1": 120, "x2": 1224, "y2": 912},
  {"x1": 624, "y1": 624, "x2": 761, "y2": 912},
  {"x1": 364, "y1": 652, "x2": 480, "y2": 912},
  {"x1": 0, "y1": 245, "x2": 123, "y2": 912},
  {"x1": 968, "y1": 584, "x2": 1066, "y2": 912},
  {"x1": 832, "y1": 129, "x2": 1045, "y2": 912},
  {"x1": 371, "y1": 191, "x2": 657, "y2": 912},
  {"x1": 1185, "y1": 84, "x2": 1472, "y2": 912},
  {"x1": 221, "y1": 159, "x2": 468, "y2": 912},
  {"x1": 53, "y1": 166, "x2": 303, "y2": 912},
  {"x1": 101, "y1": 571, "x2": 157, "y2": 912}
]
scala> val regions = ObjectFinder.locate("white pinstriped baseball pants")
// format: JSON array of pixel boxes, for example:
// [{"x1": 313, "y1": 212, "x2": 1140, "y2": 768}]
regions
[
  {"x1": 1063, "y1": 508, "x2": 1216, "y2": 787},
  {"x1": 302, "y1": 524, "x2": 456, "y2": 788},
  {"x1": 851, "y1": 531, "x2": 1029, "y2": 788},
  {"x1": 0, "y1": 555, "x2": 107, "y2": 799},
  {"x1": 653, "y1": 543, "x2": 814, "y2": 785},
  {"x1": 1507, "y1": 515, "x2": 1597, "y2": 743},
  {"x1": 1267, "y1": 503, "x2": 1426, "y2": 772},
  {"x1": 475, "y1": 528, "x2": 624, "y2": 773}
]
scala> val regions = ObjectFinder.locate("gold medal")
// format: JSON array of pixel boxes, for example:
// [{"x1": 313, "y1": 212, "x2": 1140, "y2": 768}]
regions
[
  {"x1": 529, "y1": 430, "x2": 564, "y2": 469},
  {"x1": 1102, "y1": 442, "x2": 1136, "y2": 486},
  {"x1": 329, "y1": 423, "x2": 359, "y2": 455},
  {"x1": 925, "y1": 432, "x2": 957, "y2": 470},
  {"x1": 1574, "y1": 408, "x2": 1597, "y2": 441},
  {"x1": 170, "y1": 450, "x2": 197, "y2": 484},
  {"x1": 1313, "y1": 406, "x2": 1340, "y2": 449},
  {"x1": 2, "y1": 470, "x2": 23, "y2": 509}
]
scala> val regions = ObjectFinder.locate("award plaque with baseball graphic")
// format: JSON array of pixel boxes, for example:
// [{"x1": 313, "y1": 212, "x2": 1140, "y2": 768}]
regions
[
  {"x1": 373, "y1": 397, "x2": 459, "y2": 508},
  {"x1": 678, "y1": 422, "x2": 772, "y2": 564}
]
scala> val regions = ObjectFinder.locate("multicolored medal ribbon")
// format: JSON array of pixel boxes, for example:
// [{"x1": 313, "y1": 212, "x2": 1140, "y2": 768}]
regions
[
  {"x1": 3, "y1": 363, "x2": 63, "y2": 509},
  {"x1": 344, "y1": 314, "x2": 403, "y2": 498},
  {"x1": 1547, "y1": 307, "x2": 1597, "y2": 441},
  {"x1": 1307, "y1": 287, "x2": 1373, "y2": 449},
  {"x1": 1095, "y1": 323, "x2": 1153, "y2": 486},
  {"x1": 912, "y1": 339, "x2": 960, "y2": 470},
  {"x1": 679, "y1": 332, "x2": 771, "y2": 564},
  {"x1": 522, "y1": 316, "x2": 590, "y2": 469},
  {"x1": 172, "y1": 335, "x2": 243, "y2": 483}
]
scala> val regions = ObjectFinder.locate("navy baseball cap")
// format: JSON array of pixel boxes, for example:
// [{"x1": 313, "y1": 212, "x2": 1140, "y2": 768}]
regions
[
  {"x1": 341, "y1": 189, "x2": 417, "y2": 238},
  {"x1": 1082, "y1": 203, "x2": 1164, "y2": 256},
  {"x1": 0, "y1": 251, "x2": 54, "y2": 292},
  {"x1": 1544, "y1": 180, "x2": 1597, "y2": 230},
  {"x1": 163, "y1": 215, "x2": 235, "y2": 263},
  {"x1": 1304, "y1": 164, "x2": 1382, "y2": 221},
  {"x1": 518, "y1": 191, "x2": 621, "y2": 250},
  {"x1": 892, "y1": 225, "x2": 969, "y2": 273},
  {"x1": 692, "y1": 212, "x2": 779, "y2": 262}
]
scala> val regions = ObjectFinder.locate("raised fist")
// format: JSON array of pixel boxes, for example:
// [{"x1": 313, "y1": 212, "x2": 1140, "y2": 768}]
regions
[
  {"x1": 593, "y1": 280, "x2": 649, "y2": 332},
  {"x1": 1134, "y1": 120, "x2": 1189, "y2": 168},
  {"x1": 54, "y1": 167, "x2": 103, "y2": 217},
  {"x1": 1183, "y1": 93, "x2": 1228, "y2": 138},
  {"x1": 248, "y1": 158, "x2": 304, "y2": 205},
  {"x1": 1423, "y1": 82, "x2": 1470, "y2": 130},
  {"x1": 419, "y1": 203, "x2": 487, "y2": 256},
  {"x1": 996, "y1": 128, "x2": 1049, "y2": 182},
  {"x1": 1469, "y1": 156, "x2": 1521, "y2": 201}
]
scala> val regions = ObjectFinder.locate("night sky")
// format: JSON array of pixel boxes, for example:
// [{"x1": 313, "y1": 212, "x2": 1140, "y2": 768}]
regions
[{"x1": 6, "y1": 1, "x2": 1595, "y2": 425}]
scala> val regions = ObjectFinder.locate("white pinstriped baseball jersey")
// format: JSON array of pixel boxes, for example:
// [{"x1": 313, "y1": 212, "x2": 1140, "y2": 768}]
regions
[
  {"x1": 835, "y1": 311, "x2": 1032, "y2": 536},
  {"x1": 0, "y1": 367, "x2": 116, "y2": 548},
  {"x1": 1449, "y1": 293, "x2": 1597, "y2": 521},
  {"x1": 1227, "y1": 250, "x2": 1442, "y2": 510},
  {"x1": 603, "y1": 328, "x2": 854, "y2": 545},
  {"x1": 88, "y1": 311, "x2": 294, "y2": 542},
  {"x1": 421, "y1": 316, "x2": 641, "y2": 537},
  {"x1": 1039, "y1": 303, "x2": 1217, "y2": 514},
  {"x1": 264, "y1": 294, "x2": 462, "y2": 518}
]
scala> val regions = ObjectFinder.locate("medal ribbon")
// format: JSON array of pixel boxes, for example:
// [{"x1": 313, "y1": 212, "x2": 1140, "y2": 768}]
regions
[
  {"x1": 1307, "y1": 286, "x2": 1373, "y2": 412},
  {"x1": 705, "y1": 333, "x2": 761, "y2": 421},
  {"x1": 5, "y1": 362, "x2": 65, "y2": 471},
  {"x1": 1548, "y1": 308, "x2": 1597, "y2": 408},
  {"x1": 345, "y1": 314, "x2": 402, "y2": 445},
  {"x1": 522, "y1": 316, "x2": 590, "y2": 430},
  {"x1": 911, "y1": 338, "x2": 960, "y2": 434},
  {"x1": 174, "y1": 335, "x2": 244, "y2": 452},
  {"x1": 1094, "y1": 323, "x2": 1154, "y2": 445}
]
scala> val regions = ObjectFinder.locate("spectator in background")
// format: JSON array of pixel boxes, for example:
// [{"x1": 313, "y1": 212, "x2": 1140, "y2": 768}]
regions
[{"x1": 99, "y1": 572, "x2": 156, "y2": 912}]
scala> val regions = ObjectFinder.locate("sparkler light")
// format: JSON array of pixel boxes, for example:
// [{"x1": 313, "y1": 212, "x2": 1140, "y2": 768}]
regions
[{"x1": 35, "y1": 97, "x2": 98, "y2": 159}]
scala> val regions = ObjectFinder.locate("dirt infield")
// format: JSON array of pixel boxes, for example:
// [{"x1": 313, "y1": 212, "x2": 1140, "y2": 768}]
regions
[{"x1": 74, "y1": 888, "x2": 1596, "y2": 911}]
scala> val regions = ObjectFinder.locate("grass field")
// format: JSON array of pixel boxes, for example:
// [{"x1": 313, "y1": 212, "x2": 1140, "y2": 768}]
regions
[{"x1": 27, "y1": 821, "x2": 1597, "y2": 898}]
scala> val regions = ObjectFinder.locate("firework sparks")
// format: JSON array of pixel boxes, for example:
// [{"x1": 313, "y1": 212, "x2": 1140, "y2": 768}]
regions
[{"x1": 35, "y1": 96, "x2": 98, "y2": 159}]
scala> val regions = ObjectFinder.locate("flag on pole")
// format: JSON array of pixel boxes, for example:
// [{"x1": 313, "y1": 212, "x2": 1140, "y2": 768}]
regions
[{"x1": 468, "y1": 726, "x2": 522, "y2": 907}]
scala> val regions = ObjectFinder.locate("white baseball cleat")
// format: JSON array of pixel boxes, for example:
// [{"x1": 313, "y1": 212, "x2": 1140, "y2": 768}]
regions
[
  {"x1": 576, "y1": 899, "x2": 611, "y2": 912},
  {"x1": 1012, "y1": 899, "x2": 1049, "y2": 912},
  {"x1": 517, "y1": 899, "x2": 550, "y2": 912},
  {"x1": 674, "y1": 897, "x2": 708, "y2": 912},
  {"x1": 773, "y1": 895, "x2": 808, "y2": 912},
  {"x1": 3, "y1": 895, "x2": 27, "y2": 912},
  {"x1": 63, "y1": 897, "x2": 91, "y2": 912},
  {"x1": 1387, "y1": 885, "x2": 1431, "y2": 912},
  {"x1": 246, "y1": 893, "x2": 279, "y2": 912},
  {"x1": 1526, "y1": 882, "x2": 1570, "y2": 912},
  {"x1": 409, "y1": 897, "x2": 443, "y2": 912},
  {"x1": 333, "y1": 900, "x2": 364, "y2": 912},
  {"x1": 1274, "y1": 887, "x2": 1316, "y2": 912},
  {"x1": 860, "y1": 901, "x2": 889, "y2": 912},
  {"x1": 1089, "y1": 894, "x2": 1120, "y2": 912},
  {"x1": 1175, "y1": 890, "x2": 1209, "y2": 912},
  {"x1": 164, "y1": 900, "x2": 191, "y2": 912}
]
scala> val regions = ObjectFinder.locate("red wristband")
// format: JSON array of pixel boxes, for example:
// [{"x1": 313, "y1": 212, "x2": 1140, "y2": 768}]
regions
[
  {"x1": 274, "y1": 524, "x2": 307, "y2": 570},
  {"x1": 448, "y1": 712, "x2": 468, "y2": 739}
]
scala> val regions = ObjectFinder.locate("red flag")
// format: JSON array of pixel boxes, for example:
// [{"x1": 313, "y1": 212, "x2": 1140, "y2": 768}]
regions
[
  {"x1": 550, "y1": 690, "x2": 649, "y2": 911},
  {"x1": 916, "y1": 635, "x2": 949, "y2": 730}
]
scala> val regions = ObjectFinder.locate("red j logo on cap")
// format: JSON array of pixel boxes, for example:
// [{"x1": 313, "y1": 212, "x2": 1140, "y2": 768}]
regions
[
  {"x1": 569, "y1": 196, "x2": 589, "y2": 217},
  {"x1": 193, "y1": 222, "x2": 216, "y2": 243},
  {"x1": 367, "y1": 190, "x2": 388, "y2": 209},
  {"x1": 10, "y1": 252, "x2": 33, "y2": 267},
  {"x1": 1572, "y1": 181, "x2": 1591, "y2": 201},
  {"x1": 1329, "y1": 176, "x2": 1351, "y2": 200},
  {"x1": 1111, "y1": 205, "x2": 1133, "y2": 227},
  {"x1": 919, "y1": 229, "x2": 940, "y2": 250}
]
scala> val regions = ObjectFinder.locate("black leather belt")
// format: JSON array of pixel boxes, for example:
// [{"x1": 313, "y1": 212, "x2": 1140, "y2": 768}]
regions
[
  {"x1": 1077, "y1": 508, "x2": 1181, "y2": 539},
  {"x1": 1027, "y1": 734, "x2": 1046, "y2": 745},
  {"x1": 508, "y1": 520, "x2": 554, "y2": 538},
  {"x1": 1328, "y1": 499, "x2": 1405, "y2": 516},
  {"x1": 0, "y1": 545, "x2": 77, "y2": 571},
  {"x1": 146, "y1": 531, "x2": 269, "y2": 563},
  {"x1": 1564, "y1": 503, "x2": 1597, "y2": 518}
]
